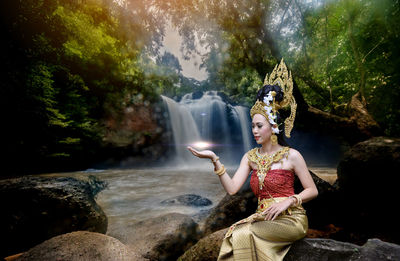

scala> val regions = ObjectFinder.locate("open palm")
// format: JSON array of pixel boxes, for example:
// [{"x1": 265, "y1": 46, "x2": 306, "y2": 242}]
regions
[{"x1": 187, "y1": 146, "x2": 216, "y2": 160}]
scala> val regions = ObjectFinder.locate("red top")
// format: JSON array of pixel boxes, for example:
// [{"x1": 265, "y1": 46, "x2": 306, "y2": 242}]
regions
[{"x1": 250, "y1": 169, "x2": 295, "y2": 199}]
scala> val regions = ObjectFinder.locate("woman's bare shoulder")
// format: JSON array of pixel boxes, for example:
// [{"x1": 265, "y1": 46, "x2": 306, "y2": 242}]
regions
[
  {"x1": 242, "y1": 152, "x2": 250, "y2": 162},
  {"x1": 288, "y1": 148, "x2": 304, "y2": 161}
]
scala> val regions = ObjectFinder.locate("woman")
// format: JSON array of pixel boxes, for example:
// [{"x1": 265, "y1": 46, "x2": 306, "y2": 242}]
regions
[{"x1": 188, "y1": 60, "x2": 318, "y2": 261}]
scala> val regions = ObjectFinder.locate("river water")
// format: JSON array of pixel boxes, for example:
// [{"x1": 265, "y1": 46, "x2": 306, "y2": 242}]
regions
[
  {"x1": 41, "y1": 165, "x2": 336, "y2": 235},
  {"x1": 41, "y1": 166, "x2": 227, "y2": 233}
]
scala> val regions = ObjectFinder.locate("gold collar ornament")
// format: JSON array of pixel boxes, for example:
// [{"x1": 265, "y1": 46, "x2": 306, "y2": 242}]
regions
[
  {"x1": 250, "y1": 59, "x2": 297, "y2": 138},
  {"x1": 247, "y1": 146, "x2": 290, "y2": 190}
]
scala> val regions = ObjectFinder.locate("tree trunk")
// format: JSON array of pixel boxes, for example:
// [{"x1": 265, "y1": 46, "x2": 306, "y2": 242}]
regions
[
  {"x1": 293, "y1": 86, "x2": 382, "y2": 145},
  {"x1": 347, "y1": 92, "x2": 381, "y2": 137}
]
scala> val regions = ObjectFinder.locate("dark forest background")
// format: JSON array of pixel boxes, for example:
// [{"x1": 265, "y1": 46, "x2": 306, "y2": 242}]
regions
[{"x1": 1, "y1": 0, "x2": 399, "y2": 176}]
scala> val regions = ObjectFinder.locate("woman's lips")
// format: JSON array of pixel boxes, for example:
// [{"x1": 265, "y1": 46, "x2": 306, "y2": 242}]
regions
[{"x1": 255, "y1": 136, "x2": 260, "y2": 140}]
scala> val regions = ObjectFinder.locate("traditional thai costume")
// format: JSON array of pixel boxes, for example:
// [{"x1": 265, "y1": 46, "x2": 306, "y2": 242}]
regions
[
  {"x1": 218, "y1": 60, "x2": 307, "y2": 260},
  {"x1": 217, "y1": 147, "x2": 308, "y2": 261}
]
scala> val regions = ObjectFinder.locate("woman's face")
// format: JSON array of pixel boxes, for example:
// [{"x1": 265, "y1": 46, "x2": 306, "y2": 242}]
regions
[{"x1": 251, "y1": 114, "x2": 272, "y2": 145}]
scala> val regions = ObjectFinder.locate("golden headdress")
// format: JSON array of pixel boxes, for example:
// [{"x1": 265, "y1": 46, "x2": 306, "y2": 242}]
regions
[{"x1": 250, "y1": 59, "x2": 297, "y2": 138}]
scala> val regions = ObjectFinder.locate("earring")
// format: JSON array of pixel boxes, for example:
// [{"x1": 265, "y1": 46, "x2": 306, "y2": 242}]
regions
[{"x1": 271, "y1": 134, "x2": 278, "y2": 145}]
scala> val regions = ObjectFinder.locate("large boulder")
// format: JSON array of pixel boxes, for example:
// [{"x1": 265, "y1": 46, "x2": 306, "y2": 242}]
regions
[
  {"x1": 295, "y1": 170, "x2": 339, "y2": 229},
  {"x1": 336, "y1": 136, "x2": 400, "y2": 243},
  {"x1": 285, "y1": 238, "x2": 400, "y2": 261},
  {"x1": 357, "y1": 238, "x2": 400, "y2": 261},
  {"x1": 177, "y1": 228, "x2": 228, "y2": 261},
  {"x1": 108, "y1": 212, "x2": 199, "y2": 261},
  {"x1": 202, "y1": 190, "x2": 257, "y2": 236},
  {"x1": 337, "y1": 136, "x2": 400, "y2": 194},
  {"x1": 0, "y1": 176, "x2": 108, "y2": 257},
  {"x1": 15, "y1": 231, "x2": 143, "y2": 261},
  {"x1": 178, "y1": 228, "x2": 400, "y2": 261},
  {"x1": 285, "y1": 238, "x2": 359, "y2": 260}
]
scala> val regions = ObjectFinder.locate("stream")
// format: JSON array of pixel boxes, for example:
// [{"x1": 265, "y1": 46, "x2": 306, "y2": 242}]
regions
[{"x1": 41, "y1": 165, "x2": 336, "y2": 235}]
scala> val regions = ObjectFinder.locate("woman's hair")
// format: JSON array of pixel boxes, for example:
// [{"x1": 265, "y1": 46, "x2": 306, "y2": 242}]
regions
[
  {"x1": 256, "y1": 84, "x2": 284, "y2": 103},
  {"x1": 255, "y1": 84, "x2": 288, "y2": 146}
]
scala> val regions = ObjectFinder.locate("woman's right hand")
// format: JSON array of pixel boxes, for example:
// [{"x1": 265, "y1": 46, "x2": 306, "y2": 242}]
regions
[{"x1": 187, "y1": 146, "x2": 217, "y2": 161}]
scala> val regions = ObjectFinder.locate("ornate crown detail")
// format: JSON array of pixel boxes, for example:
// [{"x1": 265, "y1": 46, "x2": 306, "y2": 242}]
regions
[
  {"x1": 250, "y1": 59, "x2": 297, "y2": 138},
  {"x1": 250, "y1": 100, "x2": 271, "y2": 126}
]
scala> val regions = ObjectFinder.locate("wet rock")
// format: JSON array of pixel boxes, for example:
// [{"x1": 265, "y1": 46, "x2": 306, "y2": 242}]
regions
[
  {"x1": 178, "y1": 229, "x2": 400, "y2": 261},
  {"x1": 101, "y1": 100, "x2": 169, "y2": 167},
  {"x1": 191, "y1": 209, "x2": 213, "y2": 224},
  {"x1": 160, "y1": 194, "x2": 212, "y2": 207},
  {"x1": 358, "y1": 238, "x2": 400, "y2": 261},
  {"x1": 0, "y1": 176, "x2": 108, "y2": 257},
  {"x1": 15, "y1": 231, "x2": 143, "y2": 261},
  {"x1": 192, "y1": 90, "x2": 204, "y2": 100},
  {"x1": 285, "y1": 238, "x2": 400, "y2": 261},
  {"x1": 202, "y1": 189, "x2": 257, "y2": 237},
  {"x1": 284, "y1": 238, "x2": 361, "y2": 260},
  {"x1": 108, "y1": 213, "x2": 199, "y2": 261}
]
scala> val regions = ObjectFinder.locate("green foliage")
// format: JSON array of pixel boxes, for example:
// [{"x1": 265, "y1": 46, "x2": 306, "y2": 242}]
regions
[
  {"x1": 54, "y1": 5, "x2": 120, "y2": 62},
  {"x1": 278, "y1": 0, "x2": 400, "y2": 135},
  {"x1": 156, "y1": 0, "x2": 399, "y2": 135},
  {"x1": 156, "y1": 0, "x2": 280, "y2": 103},
  {"x1": 139, "y1": 51, "x2": 205, "y2": 99},
  {"x1": 2, "y1": 0, "x2": 399, "y2": 175},
  {"x1": 224, "y1": 68, "x2": 263, "y2": 106},
  {"x1": 0, "y1": 0, "x2": 166, "y2": 174},
  {"x1": 157, "y1": 51, "x2": 182, "y2": 73}
]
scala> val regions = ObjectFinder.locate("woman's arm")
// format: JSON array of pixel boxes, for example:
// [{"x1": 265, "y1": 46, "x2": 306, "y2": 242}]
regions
[
  {"x1": 290, "y1": 148, "x2": 318, "y2": 203},
  {"x1": 263, "y1": 148, "x2": 318, "y2": 221},
  {"x1": 215, "y1": 154, "x2": 252, "y2": 195},
  {"x1": 187, "y1": 146, "x2": 251, "y2": 195}
]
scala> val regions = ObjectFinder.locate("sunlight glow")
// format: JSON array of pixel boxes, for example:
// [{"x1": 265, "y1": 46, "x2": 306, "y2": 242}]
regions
[{"x1": 192, "y1": 141, "x2": 212, "y2": 149}]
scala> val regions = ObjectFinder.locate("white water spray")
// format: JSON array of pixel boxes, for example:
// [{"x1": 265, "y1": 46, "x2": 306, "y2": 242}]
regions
[{"x1": 161, "y1": 91, "x2": 254, "y2": 166}]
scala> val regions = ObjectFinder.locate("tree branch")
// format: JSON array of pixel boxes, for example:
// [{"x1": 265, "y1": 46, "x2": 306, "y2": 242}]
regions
[{"x1": 361, "y1": 37, "x2": 384, "y2": 63}]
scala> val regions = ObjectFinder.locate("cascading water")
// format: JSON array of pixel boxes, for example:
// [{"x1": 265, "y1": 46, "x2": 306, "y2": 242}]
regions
[
  {"x1": 161, "y1": 91, "x2": 255, "y2": 166},
  {"x1": 161, "y1": 95, "x2": 202, "y2": 162},
  {"x1": 234, "y1": 105, "x2": 253, "y2": 153}
]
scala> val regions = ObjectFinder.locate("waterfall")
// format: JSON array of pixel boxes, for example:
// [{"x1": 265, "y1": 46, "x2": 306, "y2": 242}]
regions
[
  {"x1": 161, "y1": 91, "x2": 255, "y2": 166},
  {"x1": 161, "y1": 95, "x2": 202, "y2": 162},
  {"x1": 233, "y1": 106, "x2": 253, "y2": 152}
]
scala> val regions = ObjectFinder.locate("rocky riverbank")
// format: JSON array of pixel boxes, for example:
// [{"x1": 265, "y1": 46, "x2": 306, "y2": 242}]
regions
[
  {"x1": 0, "y1": 176, "x2": 108, "y2": 258},
  {"x1": 178, "y1": 228, "x2": 400, "y2": 261},
  {"x1": 2, "y1": 136, "x2": 400, "y2": 260}
]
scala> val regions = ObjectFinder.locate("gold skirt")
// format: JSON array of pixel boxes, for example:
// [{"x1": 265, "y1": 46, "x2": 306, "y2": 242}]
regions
[{"x1": 218, "y1": 197, "x2": 308, "y2": 261}]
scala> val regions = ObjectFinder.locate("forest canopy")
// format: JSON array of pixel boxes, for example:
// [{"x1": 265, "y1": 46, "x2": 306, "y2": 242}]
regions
[{"x1": 1, "y1": 0, "x2": 399, "y2": 174}]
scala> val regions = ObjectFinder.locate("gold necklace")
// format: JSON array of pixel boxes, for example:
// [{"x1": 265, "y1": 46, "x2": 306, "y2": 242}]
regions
[{"x1": 247, "y1": 146, "x2": 290, "y2": 189}]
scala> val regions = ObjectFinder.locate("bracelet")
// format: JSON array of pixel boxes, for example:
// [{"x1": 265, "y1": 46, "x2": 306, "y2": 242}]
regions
[
  {"x1": 211, "y1": 156, "x2": 220, "y2": 163},
  {"x1": 289, "y1": 194, "x2": 302, "y2": 207},
  {"x1": 214, "y1": 164, "x2": 226, "y2": 176}
]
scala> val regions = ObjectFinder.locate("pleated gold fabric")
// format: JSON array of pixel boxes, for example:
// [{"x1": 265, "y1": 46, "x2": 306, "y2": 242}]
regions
[{"x1": 218, "y1": 197, "x2": 308, "y2": 261}]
